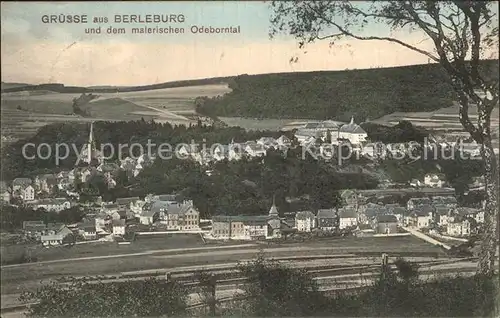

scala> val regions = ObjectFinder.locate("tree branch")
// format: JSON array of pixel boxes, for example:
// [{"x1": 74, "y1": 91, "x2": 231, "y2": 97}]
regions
[{"x1": 304, "y1": 2, "x2": 440, "y2": 62}]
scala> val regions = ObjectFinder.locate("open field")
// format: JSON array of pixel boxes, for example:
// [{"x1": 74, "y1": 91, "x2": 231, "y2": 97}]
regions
[
  {"x1": 372, "y1": 102, "x2": 500, "y2": 134},
  {"x1": 0, "y1": 236, "x2": 446, "y2": 295},
  {"x1": 219, "y1": 117, "x2": 312, "y2": 131},
  {"x1": 1, "y1": 84, "x2": 230, "y2": 140}
]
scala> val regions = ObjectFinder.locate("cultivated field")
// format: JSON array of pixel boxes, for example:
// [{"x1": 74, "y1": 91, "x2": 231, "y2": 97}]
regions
[
  {"x1": 0, "y1": 84, "x2": 231, "y2": 141},
  {"x1": 372, "y1": 102, "x2": 500, "y2": 135}
]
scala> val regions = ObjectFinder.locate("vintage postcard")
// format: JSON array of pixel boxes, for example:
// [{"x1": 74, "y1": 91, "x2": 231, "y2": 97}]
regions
[{"x1": 1, "y1": 1, "x2": 499, "y2": 317}]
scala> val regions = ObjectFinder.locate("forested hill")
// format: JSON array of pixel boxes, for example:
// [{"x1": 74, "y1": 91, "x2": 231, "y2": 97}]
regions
[
  {"x1": 196, "y1": 60, "x2": 499, "y2": 121},
  {"x1": 0, "y1": 77, "x2": 233, "y2": 93}
]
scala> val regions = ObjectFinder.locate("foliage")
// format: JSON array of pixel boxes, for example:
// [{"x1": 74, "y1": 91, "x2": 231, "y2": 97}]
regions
[
  {"x1": 195, "y1": 63, "x2": 470, "y2": 120},
  {"x1": 361, "y1": 120, "x2": 429, "y2": 144},
  {"x1": 0, "y1": 205, "x2": 84, "y2": 231},
  {"x1": 0, "y1": 121, "x2": 287, "y2": 181},
  {"x1": 268, "y1": 0, "x2": 499, "y2": 275},
  {"x1": 20, "y1": 276, "x2": 188, "y2": 317},
  {"x1": 237, "y1": 253, "x2": 328, "y2": 316},
  {"x1": 352, "y1": 273, "x2": 498, "y2": 317},
  {"x1": 380, "y1": 145, "x2": 484, "y2": 194}
]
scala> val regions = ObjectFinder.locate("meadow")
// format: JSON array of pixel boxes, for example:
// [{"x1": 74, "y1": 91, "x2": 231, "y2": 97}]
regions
[{"x1": 1, "y1": 84, "x2": 231, "y2": 141}]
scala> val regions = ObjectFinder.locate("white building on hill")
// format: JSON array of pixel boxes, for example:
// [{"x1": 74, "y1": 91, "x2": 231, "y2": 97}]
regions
[{"x1": 338, "y1": 117, "x2": 367, "y2": 145}]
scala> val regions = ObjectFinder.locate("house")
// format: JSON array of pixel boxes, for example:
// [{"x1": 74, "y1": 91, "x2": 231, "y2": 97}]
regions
[
  {"x1": 432, "y1": 196, "x2": 458, "y2": 208},
  {"x1": 295, "y1": 211, "x2": 316, "y2": 232},
  {"x1": 339, "y1": 208, "x2": 358, "y2": 230},
  {"x1": 455, "y1": 207, "x2": 484, "y2": 224},
  {"x1": 12, "y1": 178, "x2": 32, "y2": 192},
  {"x1": 23, "y1": 221, "x2": 47, "y2": 236},
  {"x1": 360, "y1": 203, "x2": 384, "y2": 223},
  {"x1": 317, "y1": 209, "x2": 338, "y2": 231},
  {"x1": 34, "y1": 174, "x2": 57, "y2": 193},
  {"x1": 228, "y1": 142, "x2": 244, "y2": 161},
  {"x1": 424, "y1": 173, "x2": 446, "y2": 188},
  {"x1": 257, "y1": 137, "x2": 278, "y2": 150},
  {"x1": 101, "y1": 203, "x2": 120, "y2": 215},
  {"x1": 244, "y1": 142, "x2": 267, "y2": 158},
  {"x1": 95, "y1": 213, "x2": 112, "y2": 232},
  {"x1": 0, "y1": 182, "x2": 11, "y2": 203},
  {"x1": 81, "y1": 222, "x2": 97, "y2": 240},
  {"x1": 162, "y1": 200, "x2": 200, "y2": 230},
  {"x1": 435, "y1": 206, "x2": 454, "y2": 226},
  {"x1": 410, "y1": 210, "x2": 433, "y2": 229},
  {"x1": 34, "y1": 198, "x2": 71, "y2": 213},
  {"x1": 473, "y1": 210, "x2": 485, "y2": 224},
  {"x1": 97, "y1": 163, "x2": 121, "y2": 174},
  {"x1": 211, "y1": 215, "x2": 271, "y2": 240},
  {"x1": 338, "y1": 117, "x2": 368, "y2": 145},
  {"x1": 112, "y1": 219, "x2": 126, "y2": 236},
  {"x1": 41, "y1": 234, "x2": 64, "y2": 246},
  {"x1": 177, "y1": 144, "x2": 198, "y2": 158},
  {"x1": 406, "y1": 197, "x2": 432, "y2": 210},
  {"x1": 80, "y1": 168, "x2": 94, "y2": 183},
  {"x1": 57, "y1": 177, "x2": 73, "y2": 191},
  {"x1": 130, "y1": 200, "x2": 146, "y2": 215},
  {"x1": 410, "y1": 179, "x2": 423, "y2": 188},
  {"x1": 376, "y1": 214, "x2": 398, "y2": 234},
  {"x1": 391, "y1": 207, "x2": 408, "y2": 225},
  {"x1": 276, "y1": 135, "x2": 292, "y2": 148},
  {"x1": 212, "y1": 215, "x2": 232, "y2": 239},
  {"x1": 294, "y1": 123, "x2": 322, "y2": 144},
  {"x1": 153, "y1": 194, "x2": 178, "y2": 203},
  {"x1": 139, "y1": 209, "x2": 160, "y2": 225},
  {"x1": 116, "y1": 197, "x2": 140, "y2": 208},
  {"x1": 212, "y1": 144, "x2": 229, "y2": 161},
  {"x1": 20, "y1": 185, "x2": 35, "y2": 202},
  {"x1": 447, "y1": 219, "x2": 471, "y2": 237}
]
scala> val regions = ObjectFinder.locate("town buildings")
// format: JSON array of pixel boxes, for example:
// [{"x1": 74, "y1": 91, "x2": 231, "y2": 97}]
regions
[
  {"x1": 317, "y1": 209, "x2": 338, "y2": 231},
  {"x1": 376, "y1": 214, "x2": 398, "y2": 234},
  {"x1": 338, "y1": 208, "x2": 358, "y2": 230},
  {"x1": 447, "y1": 219, "x2": 471, "y2": 237},
  {"x1": 295, "y1": 211, "x2": 316, "y2": 232},
  {"x1": 338, "y1": 118, "x2": 368, "y2": 145},
  {"x1": 211, "y1": 201, "x2": 282, "y2": 240},
  {"x1": 424, "y1": 173, "x2": 446, "y2": 188},
  {"x1": 112, "y1": 219, "x2": 126, "y2": 236}
]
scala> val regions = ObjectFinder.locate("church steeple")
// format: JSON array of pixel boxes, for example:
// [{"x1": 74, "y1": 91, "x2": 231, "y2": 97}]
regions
[
  {"x1": 87, "y1": 121, "x2": 96, "y2": 164},
  {"x1": 350, "y1": 116, "x2": 354, "y2": 125},
  {"x1": 269, "y1": 194, "x2": 279, "y2": 217}
]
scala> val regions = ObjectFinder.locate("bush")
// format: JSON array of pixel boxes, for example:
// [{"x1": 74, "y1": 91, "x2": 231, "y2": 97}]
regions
[
  {"x1": 20, "y1": 276, "x2": 189, "y2": 317},
  {"x1": 237, "y1": 253, "x2": 328, "y2": 316}
]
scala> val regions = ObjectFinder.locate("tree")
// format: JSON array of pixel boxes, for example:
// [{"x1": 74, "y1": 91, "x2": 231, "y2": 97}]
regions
[
  {"x1": 20, "y1": 277, "x2": 188, "y2": 317},
  {"x1": 237, "y1": 253, "x2": 326, "y2": 316},
  {"x1": 270, "y1": 0, "x2": 498, "y2": 275}
]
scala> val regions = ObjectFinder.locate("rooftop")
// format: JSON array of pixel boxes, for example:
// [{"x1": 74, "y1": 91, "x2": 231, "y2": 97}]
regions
[
  {"x1": 116, "y1": 197, "x2": 140, "y2": 205},
  {"x1": 339, "y1": 209, "x2": 357, "y2": 219},
  {"x1": 317, "y1": 209, "x2": 336, "y2": 218},
  {"x1": 295, "y1": 211, "x2": 315, "y2": 220},
  {"x1": 377, "y1": 214, "x2": 398, "y2": 223},
  {"x1": 212, "y1": 215, "x2": 269, "y2": 224}
]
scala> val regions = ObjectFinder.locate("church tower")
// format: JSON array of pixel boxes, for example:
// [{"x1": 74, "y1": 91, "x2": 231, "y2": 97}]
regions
[
  {"x1": 268, "y1": 194, "x2": 279, "y2": 218},
  {"x1": 87, "y1": 121, "x2": 96, "y2": 164}
]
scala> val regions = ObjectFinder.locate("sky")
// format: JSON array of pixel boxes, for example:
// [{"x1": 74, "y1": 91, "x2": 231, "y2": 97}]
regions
[{"x1": 1, "y1": 1, "x2": 498, "y2": 86}]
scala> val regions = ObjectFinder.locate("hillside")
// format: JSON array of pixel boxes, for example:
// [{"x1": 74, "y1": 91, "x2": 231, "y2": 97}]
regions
[
  {"x1": 0, "y1": 82, "x2": 33, "y2": 90},
  {"x1": 0, "y1": 77, "x2": 233, "y2": 94},
  {"x1": 196, "y1": 60, "x2": 498, "y2": 121}
]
